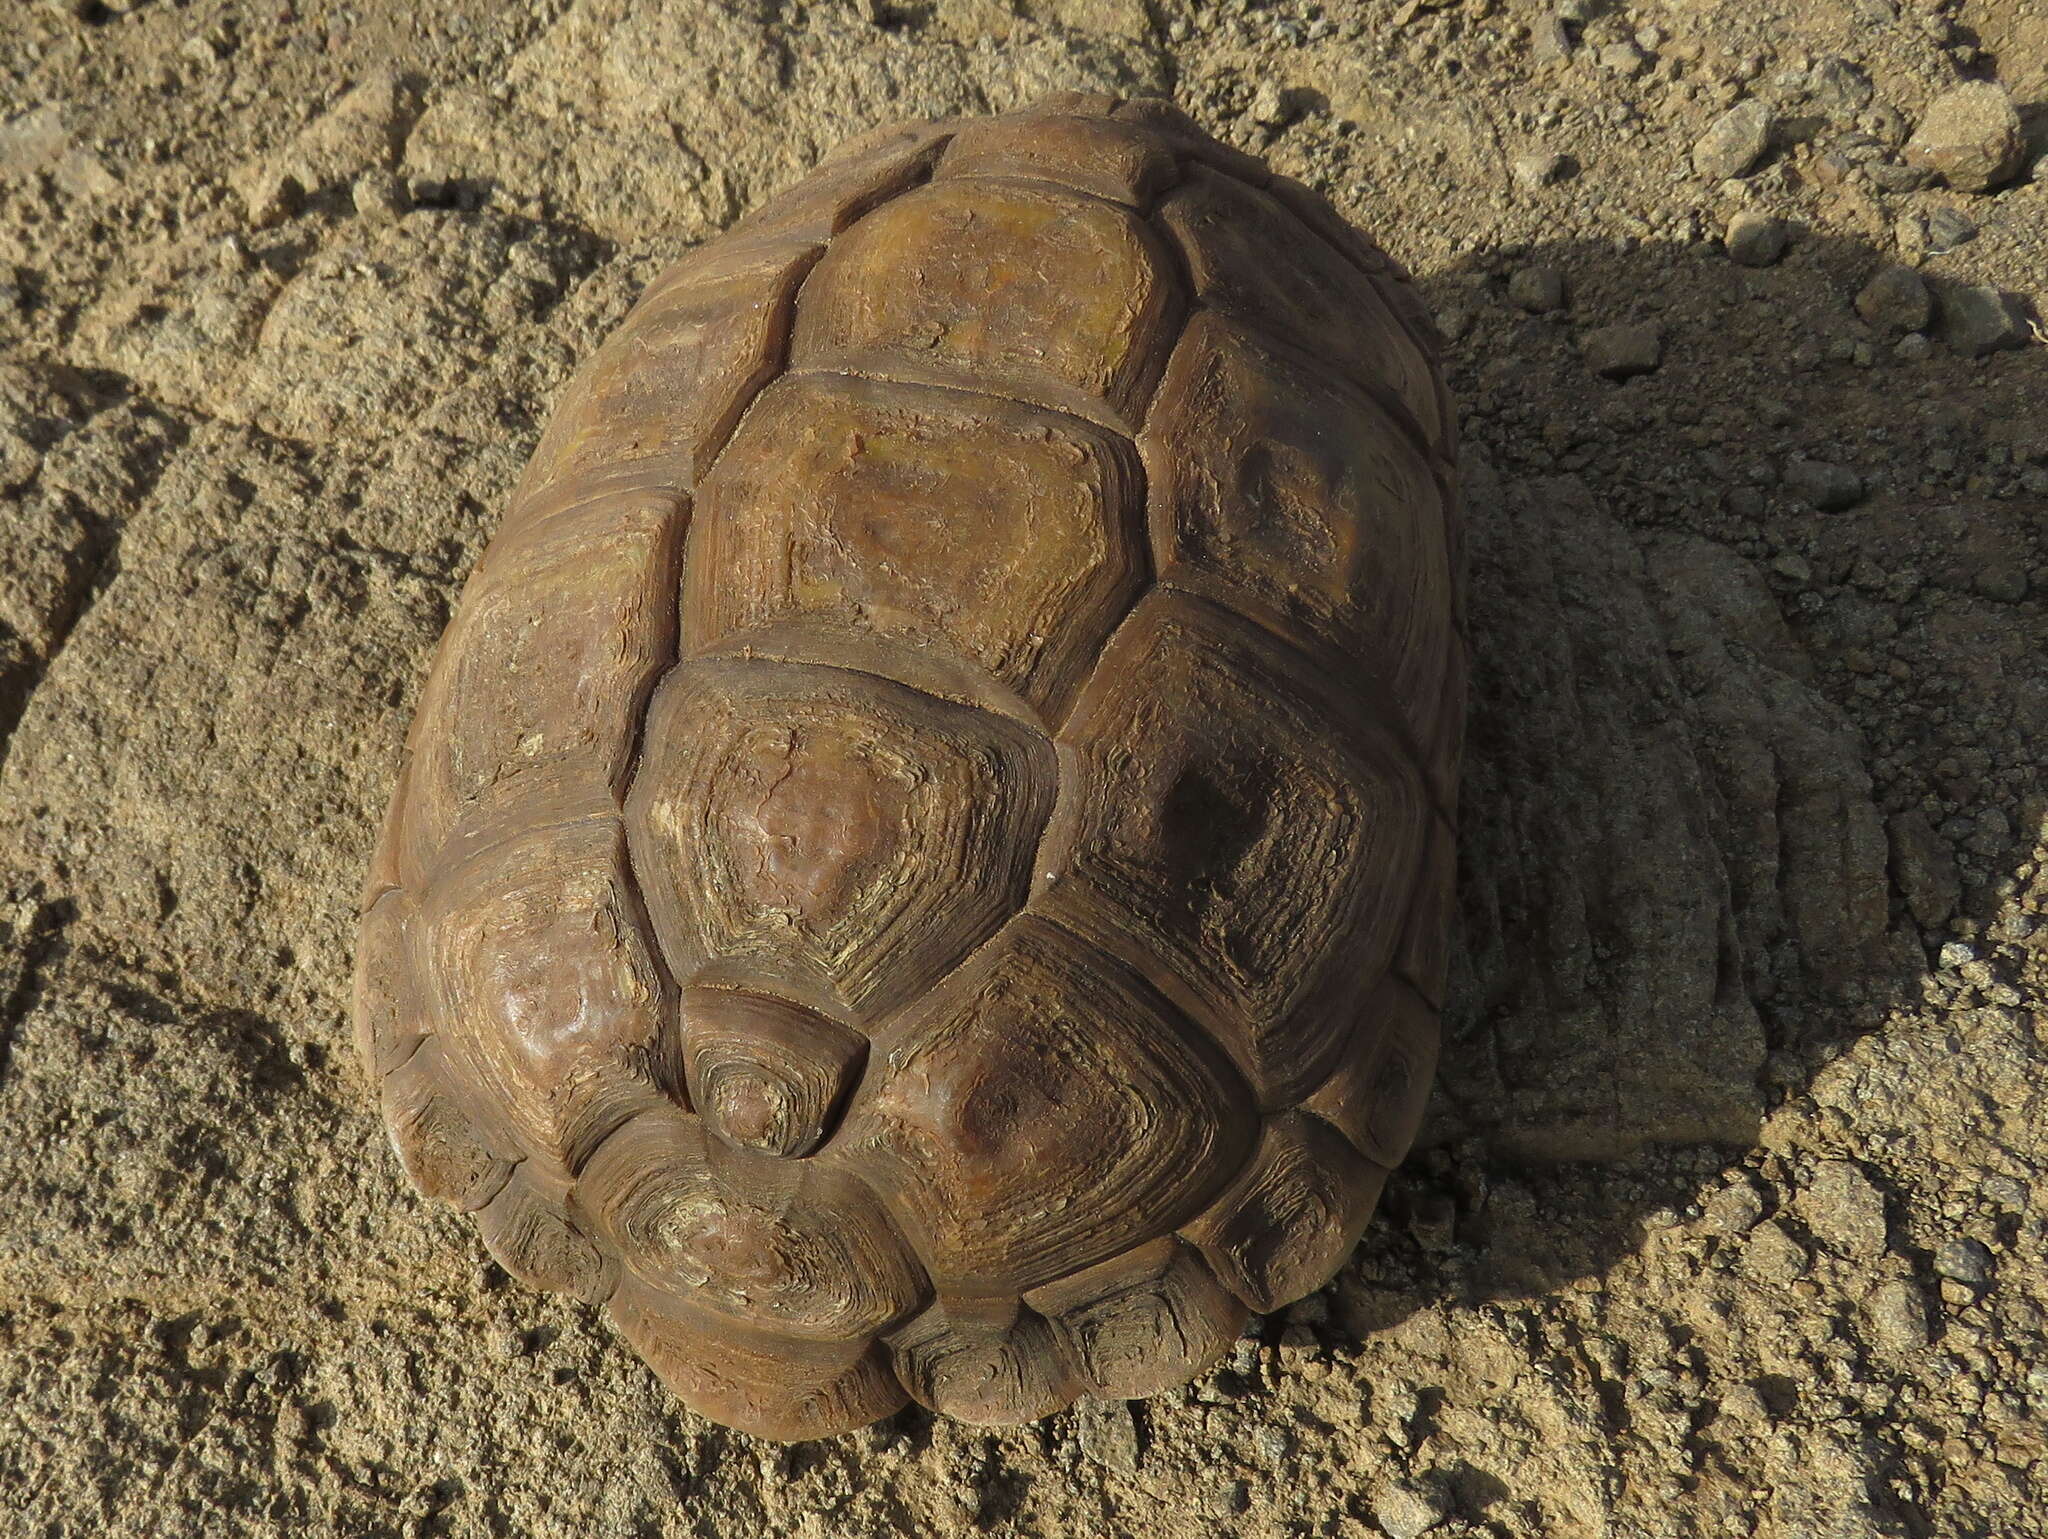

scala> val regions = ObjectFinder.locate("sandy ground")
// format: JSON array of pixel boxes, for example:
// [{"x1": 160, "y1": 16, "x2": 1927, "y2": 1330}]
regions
[{"x1": 2, "y1": 0, "x2": 2046, "y2": 1535}]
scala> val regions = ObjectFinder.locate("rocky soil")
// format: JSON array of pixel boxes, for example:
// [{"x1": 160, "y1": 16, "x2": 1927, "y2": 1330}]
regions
[{"x1": 2, "y1": 0, "x2": 2045, "y2": 1536}]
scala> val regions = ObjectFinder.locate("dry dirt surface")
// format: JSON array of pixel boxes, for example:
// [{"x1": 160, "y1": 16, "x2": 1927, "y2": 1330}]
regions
[{"x1": 2, "y1": 1, "x2": 2046, "y2": 1536}]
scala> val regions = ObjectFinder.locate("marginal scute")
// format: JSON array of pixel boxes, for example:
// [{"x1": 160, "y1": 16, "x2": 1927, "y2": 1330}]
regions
[
  {"x1": 625, "y1": 657, "x2": 1056, "y2": 1019},
  {"x1": 1156, "y1": 166, "x2": 1444, "y2": 450},
  {"x1": 789, "y1": 176, "x2": 1182, "y2": 425},
  {"x1": 1023, "y1": 90, "x2": 1121, "y2": 118},
  {"x1": 1036, "y1": 589, "x2": 1431, "y2": 1106},
  {"x1": 681, "y1": 983, "x2": 868, "y2": 1158},
  {"x1": 1181, "y1": 1111, "x2": 1388, "y2": 1313},
  {"x1": 514, "y1": 239, "x2": 819, "y2": 505},
  {"x1": 1427, "y1": 628, "x2": 1468, "y2": 817},
  {"x1": 418, "y1": 810, "x2": 678, "y2": 1175},
  {"x1": 1025, "y1": 1236, "x2": 1248, "y2": 1399},
  {"x1": 886, "y1": 1296, "x2": 1079, "y2": 1424},
  {"x1": 354, "y1": 888, "x2": 426, "y2": 1078},
  {"x1": 475, "y1": 1166, "x2": 620, "y2": 1304},
  {"x1": 1143, "y1": 311, "x2": 1454, "y2": 756},
  {"x1": 1395, "y1": 812, "x2": 1458, "y2": 1008},
  {"x1": 361, "y1": 773, "x2": 407, "y2": 912},
  {"x1": 1110, "y1": 96, "x2": 1272, "y2": 183},
  {"x1": 684, "y1": 372, "x2": 1147, "y2": 721},
  {"x1": 399, "y1": 484, "x2": 684, "y2": 886},
  {"x1": 844, "y1": 914, "x2": 1255, "y2": 1295},
  {"x1": 1304, "y1": 977, "x2": 1439, "y2": 1170},
  {"x1": 1264, "y1": 174, "x2": 1398, "y2": 279},
  {"x1": 937, "y1": 112, "x2": 1180, "y2": 207},
  {"x1": 730, "y1": 118, "x2": 957, "y2": 246},
  {"x1": 381, "y1": 1041, "x2": 515, "y2": 1212},
  {"x1": 610, "y1": 1276, "x2": 908, "y2": 1441},
  {"x1": 580, "y1": 1104, "x2": 926, "y2": 1343}
]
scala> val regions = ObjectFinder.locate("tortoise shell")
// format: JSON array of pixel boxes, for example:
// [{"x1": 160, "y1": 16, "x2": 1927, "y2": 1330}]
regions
[{"x1": 355, "y1": 92, "x2": 1463, "y2": 1441}]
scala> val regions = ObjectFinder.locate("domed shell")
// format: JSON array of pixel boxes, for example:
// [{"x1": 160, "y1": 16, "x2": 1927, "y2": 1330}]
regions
[{"x1": 356, "y1": 91, "x2": 1464, "y2": 1441}]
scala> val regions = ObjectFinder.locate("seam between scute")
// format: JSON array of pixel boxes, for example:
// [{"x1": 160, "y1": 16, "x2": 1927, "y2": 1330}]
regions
[
  {"x1": 1030, "y1": 905, "x2": 1263, "y2": 1143},
  {"x1": 779, "y1": 363, "x2": 1138, "y2": 442},
  {"x1": 1154, "y1": 572, "x2": 1452, "y2": 828},
  {"x1": 684, "y1": 637, "x2": 1047, "y2": 735},
  {"x1": 1202, "y1": 296, "x2": 1450, "y2": 478},
  {"x1": 1146, "y1": 171, "x2": 1450, "y2": 471},
  {"x1": 599, "y1": 148, "x2": 960, "y2": 1365},
  {"x1": 1243, "y1": 162, "x2": 1451, "y2": 371},
  {"x1": 1138, "y1": 186, "x2": 1460, "y2": 799},
  {"x1": 922, "y1": 167, "x2": 1169, "y2": 220}
]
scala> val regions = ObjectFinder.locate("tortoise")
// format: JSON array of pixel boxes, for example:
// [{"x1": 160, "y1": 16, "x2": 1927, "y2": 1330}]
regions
[{"x1": 354, "y1": 92, "x2": 1463, "y2": 1441}]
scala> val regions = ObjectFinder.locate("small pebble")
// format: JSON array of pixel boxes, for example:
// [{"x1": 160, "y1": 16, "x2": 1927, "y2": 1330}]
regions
[
  {"x1": 1724, "y1": 210, "x2": 1789, "y2": 266},
  {"x1": 1939, "y1": 285, "x2": 2029, "y2": 358},
  {"x1": 1855, "y1": 265, "x2": 1933, "y2": 335},
  {"x1": 1982, "y1": 1174, "x2": 2030, "y2": 1210},
  {"x1": 1770, "y1": 552, "x2": 1813, "y2": 583},
  {"x1": 1508, "y1": 264, "x2": 1567, "y2": 312},
  {"x1": 1800, "y1": 1159, "x2": 1888, "y2": 1258},
  {"x1": 239, "y1": 169, "x2": 302, "y2": 229},
  {"x1": 1866, "y1": 160, "x2": 1934, "y2": 194},
  {"x1": 1808, "y1": 56, "x2": 1874, "y2": 115},
  {"x1": 353, "y1": 168, "x2": 409, "y2": 225},
  {"x1": 1250, "y1": 80, "x2": 1297, "y2": 128},
  {"x1": 1924, "y1": 205, "x2": 1978, "y2": 252},
  {"x1": 1888, "y1": 808, "x2": 1960, "y2": 926},
  {"x1": 1531, "y1": 15, "x2": 1573, "y2": 63},
  {"x1": 1074, "y1": 1397, "x2": 1141, "y2": 1472},
  {"x1": 1904, "y1": 82, "x2": 2025, "y2": 192},
  {"x1": 1934, "y1": 1238, "x2": 1995, "y2": 1287},
  {"x1": 1211, "y1": 1480, "x2": 1251, "y2": 1516},
  {"x1": 1581, "y1": 322, "x2": 1661, "y2": 378},
  {"x1": 1716, "y1": 1384, "x2": 1770, "y2": 1425},
  {"x1": 1705, "y1": 1178, "x2": 1767, "y2": 1234},
  {"x1": 1598, "y1": 41, "x2": 1650, "y2": 76},
  {"x1": 1741, "y1": 1220, "x2": 1811, "y2": 1283},
  {"x1": 1252, "y1": 1423, "x2": 1295, "y2": 1462},
  {"x1": 1783, "y1": 457, "x2": 1865, "y2": 511},
  {"x1": 1512, "y1": 149, "x2": 1572, "y2": 189},
  {"x1": 1863, "y1": 1278, "x2": 1931, "y2": 1352},
  {"x1": 1692, "y1": 99, "x2": 1772, "y2": 180},
  {"x1": 1373, "y1": 1478, "x2": 1451, "y2": 1539},
  {"x1": 1892, "y1": 332, "x2": 1932, "y2": 362}
]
